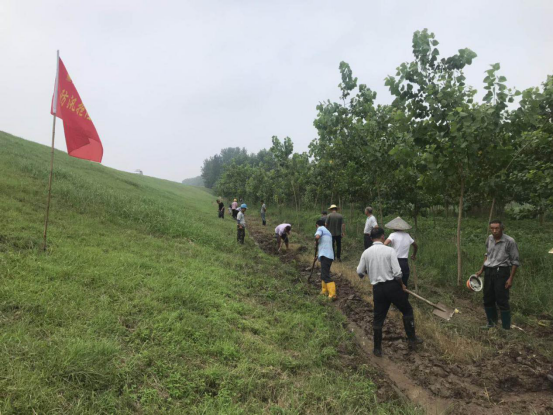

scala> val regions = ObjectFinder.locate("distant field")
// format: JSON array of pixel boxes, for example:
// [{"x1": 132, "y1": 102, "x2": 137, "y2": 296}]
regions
[{"x1": 0, "y1": 132, "x2": 418, "y2": 414}]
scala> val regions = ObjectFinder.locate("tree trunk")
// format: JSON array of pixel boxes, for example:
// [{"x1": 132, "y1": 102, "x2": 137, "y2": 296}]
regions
[
  {"x1": 487, "y1": 197, "x2": 495, "y2": 233},
  {"x1": 291, "y1": 180, "x2": 300, "y2": 232},
  {"x1": 413, "y1": 202, "x2": 419, "y2": 231},
  {"x1": 456, "y1": 179, "x2": 465, "y2": 286},
  {"x1": 377, "y1": 181, "x2": 384, "y2": 225}
]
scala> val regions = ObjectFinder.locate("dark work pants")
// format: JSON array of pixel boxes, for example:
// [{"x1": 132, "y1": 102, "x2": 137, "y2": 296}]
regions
[
  {"x1": 320, "y1": 256, "x2": 333, "y2": 283},
  {"x1": 364, "y1": 234, "x2": 373, "y2": 250},
  {"x1": 332, "y1": 236, "x2": 342, "y2": 259},
  {"x1": 237, "y1": 226, "x2": 245, "y2": 244},
  {"x1": 373, "y1": 280, "x2": 414, "y2": 330},
  {"x1": 483, "y1": 266, "x2": 511, "y2": 311},
  {"x1": 219, "y1": 210, "x2": 224, "y2": 219},
  {"x1": 232, "y1": 210, "x2": 238, "y2": 219},
  {"x1": 398, "y1": 258, "x2": 410, "y2": 287}
]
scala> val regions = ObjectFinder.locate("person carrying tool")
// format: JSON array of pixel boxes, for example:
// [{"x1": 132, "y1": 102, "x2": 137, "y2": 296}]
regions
[
  {"x1": 474, "y1": 220, "x2": 520, "y2": 330},
  {"x1": 315, "y1": 219, "x2": 336, "y2": 300},
  {"x1": 363, "y1": 206, "x2": 378, "y2": 250},
  {"x1": 275, "y1": 223, "x2": 292, "y2": 252},
  {"x1": 236, "y1": 204, "x2": 247, "y2": 244},
  {"x1": 384, "y1": 217, "x2": 418, "y2": 287},
  {"x1": 357, "y1": 227, "x2": 423, "y2": 357},
  {"x1": 260, "y1": 200, "x2": 267, "y2": 226},
  {"x1": 231, "y1": 199, "x2": 239, "y2": 219},
  {"x1": 325, "y1": 204, "x2": 345, "y2": 262}
]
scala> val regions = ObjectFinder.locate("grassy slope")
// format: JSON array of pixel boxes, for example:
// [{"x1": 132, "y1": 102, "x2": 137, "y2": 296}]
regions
[{"x1": 0, "y1": 132, "x2": 418, "y2": 414}]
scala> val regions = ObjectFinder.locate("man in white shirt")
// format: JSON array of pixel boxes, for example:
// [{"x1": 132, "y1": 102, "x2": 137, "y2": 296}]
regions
[
  {"x1": 363, "y1": 206, "x2": 378, "y2": 250},
  {"x1": 357, "y1": 227, "x2": 422, "y2": 357},
  {"x1": 236, "y1": 204, "x2": 247, "y2": 244},
  {"x1": 275, "y1": 223, "x2": 292, "y2": 252},
  {"x1": 260, "y1": 200, "x2": 267, "y2": 226},
  {"x1": 384, "y1": 217, "x2": 418, "y2": 287}
]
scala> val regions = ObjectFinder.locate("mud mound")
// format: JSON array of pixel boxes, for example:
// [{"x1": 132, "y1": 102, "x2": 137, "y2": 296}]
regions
[{"x1": 247, "y1": 222, "x2": 553, "y2": 414}]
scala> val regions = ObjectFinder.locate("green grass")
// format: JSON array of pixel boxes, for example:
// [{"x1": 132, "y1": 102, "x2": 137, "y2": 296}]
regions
[
  {"x1": 266, "y1": 204, "x2": 553, "y2": 317},
  {"x1": 0, "y1": 131, "x2": 421, "y2": 414}
]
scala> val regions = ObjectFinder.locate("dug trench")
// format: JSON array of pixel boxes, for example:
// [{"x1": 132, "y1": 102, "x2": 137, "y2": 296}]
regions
[{"x1": 247, "y1": 222, "x2": 553, "y2": 414}]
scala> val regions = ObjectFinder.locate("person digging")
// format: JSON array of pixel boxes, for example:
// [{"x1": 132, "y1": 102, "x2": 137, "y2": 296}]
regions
[
  {"x1": 357, "y1": 227, "x2": 423, "y2": 356},
  {"x1": 275, "y1": 223, "x2": 292, "y2": 252},
  {"x1": 474, "y1": 220, "x2": 520, "y2": 330},
  {"x1": 315, "y1": 219, "x2": 336, "y2": 300}
]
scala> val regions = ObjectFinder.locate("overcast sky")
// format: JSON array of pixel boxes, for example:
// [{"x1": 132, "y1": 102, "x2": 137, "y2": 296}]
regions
[{"x1": 1, "y1": 0, "x2": 552, "y2": 182}]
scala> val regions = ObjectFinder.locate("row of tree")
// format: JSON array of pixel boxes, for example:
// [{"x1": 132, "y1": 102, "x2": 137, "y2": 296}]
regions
[{"x1": 201, "y1": 29, "x2": 552, "y2": 284}]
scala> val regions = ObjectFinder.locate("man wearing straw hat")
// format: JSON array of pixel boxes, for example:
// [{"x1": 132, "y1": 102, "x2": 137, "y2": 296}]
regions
[
  {"x1": 357, "y1": 227, "x2": 423, "y2": 356},
  {"x1": 384, "y1": 217, "x2": 418, "y2": 287},
  {"x1": 325, "y1": 204, "x2": 345, "y2": 262}
]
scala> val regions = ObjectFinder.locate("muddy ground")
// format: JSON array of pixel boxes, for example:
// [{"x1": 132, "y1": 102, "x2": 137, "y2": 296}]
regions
[{"x1": 247, "y1": 222, "x2": 553, "y2": 414}]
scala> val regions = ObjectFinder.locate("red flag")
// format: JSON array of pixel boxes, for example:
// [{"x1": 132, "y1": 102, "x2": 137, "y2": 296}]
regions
[{"x1": 51, "y1": 58, "x2": 103, "y2": 163}]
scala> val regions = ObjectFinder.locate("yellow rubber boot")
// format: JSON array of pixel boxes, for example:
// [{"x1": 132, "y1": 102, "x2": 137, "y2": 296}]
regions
[
  {"x1": 327, "y1": 282, "x2": 337, "y2": 300},
  {"x1": 320, "y1": 281, "x2": 328, "y2": 295}
]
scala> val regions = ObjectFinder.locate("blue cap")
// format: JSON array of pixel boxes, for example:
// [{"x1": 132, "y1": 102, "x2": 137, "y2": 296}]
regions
[{"x1": 241, "y1": 204, "x2": 248, "y2": 209}]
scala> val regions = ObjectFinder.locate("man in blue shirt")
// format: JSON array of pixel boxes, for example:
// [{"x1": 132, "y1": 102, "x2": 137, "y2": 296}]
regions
[{"x1": 315, "y1": 219, "x2": 336, "y2": 300}]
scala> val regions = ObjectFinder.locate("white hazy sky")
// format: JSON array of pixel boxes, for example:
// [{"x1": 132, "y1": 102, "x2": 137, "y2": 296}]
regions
[{"x1": 1, "y1": 0, "x2": 552, "y2": 182}]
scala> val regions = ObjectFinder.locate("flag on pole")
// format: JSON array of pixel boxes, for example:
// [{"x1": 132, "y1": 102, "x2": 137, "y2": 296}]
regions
[{"x1": 51, "y1": 58, "x2": 103, "y2": 163}]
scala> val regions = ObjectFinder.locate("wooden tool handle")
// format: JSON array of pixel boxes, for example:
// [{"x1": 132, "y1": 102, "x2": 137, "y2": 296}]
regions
[{"x1": 405, "y1": 289, "x2": 447, "y2": 313}]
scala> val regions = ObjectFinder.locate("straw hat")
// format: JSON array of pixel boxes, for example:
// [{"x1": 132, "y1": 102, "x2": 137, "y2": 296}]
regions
[
  {"x1": 384, "y1": 217, "x2": 412, "y2": 230},
  {"x1": 328, "y1": 204, "x2": 338, "y2": 210}
]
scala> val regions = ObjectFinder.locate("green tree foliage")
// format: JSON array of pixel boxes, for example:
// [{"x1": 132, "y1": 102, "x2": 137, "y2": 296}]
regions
[{"x1": 202, "y1": 29, "x2": 552, "y2": 288}]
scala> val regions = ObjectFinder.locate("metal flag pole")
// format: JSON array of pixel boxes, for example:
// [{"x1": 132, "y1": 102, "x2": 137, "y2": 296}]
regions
[{"x1": 42, "y1": 50, "x2": 60, "y2": 252}]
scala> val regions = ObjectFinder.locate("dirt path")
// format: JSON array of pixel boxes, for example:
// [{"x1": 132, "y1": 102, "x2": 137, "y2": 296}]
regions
[{"x1": 247, "y1": 222, "x2": 553, "y2": 414}]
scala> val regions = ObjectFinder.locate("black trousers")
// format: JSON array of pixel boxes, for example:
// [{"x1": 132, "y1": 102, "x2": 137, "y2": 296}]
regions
[
  {"x1": 237, "y1": 226, "x2": 245, "y2": 244},
  {"x1": 373, "y1": 280, "x2": 414, "y2": 330},
  {"x1": 332, "y1": 236, "x2": 342, "y2": 259},
  {"x1": 398, "y1": 258, "x2": 410, "y2": 287},
  {"x1": 483, "y1": 266, "x2": 511, "y2": 311},
  {"x1": 320, "y1": 256, "x2": 333, "y2": 283},
  {"x1": 364, "y1": 234, "x2": 373, "y2": 250},
  {"x1": 232, "y1": 210, "x2": 238, "y2": 219},
  {"x1": 218, "y1": 210, "x2": 224, "y2": 219}
]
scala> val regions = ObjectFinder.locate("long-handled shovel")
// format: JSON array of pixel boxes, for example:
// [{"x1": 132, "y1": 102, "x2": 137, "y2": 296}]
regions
[
  {"x1": 405, "y1": 289, "x2": 456, "y2": 321},
  {"x1": 308, "y1": 242, "x2": 319, "y2": 282}
]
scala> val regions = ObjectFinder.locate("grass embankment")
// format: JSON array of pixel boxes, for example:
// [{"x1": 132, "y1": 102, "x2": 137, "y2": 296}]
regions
[
  {"x1": 0, "y1": 132, "x2": 419, "y2": 414},
  {"x1": 263, "y1": 204, "x2": 553, "y2": 361}
]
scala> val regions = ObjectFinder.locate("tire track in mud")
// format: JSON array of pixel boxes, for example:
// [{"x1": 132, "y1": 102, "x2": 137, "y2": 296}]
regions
[{"x1": 247, "y1": 222, "x2": 553, "y2": 414}]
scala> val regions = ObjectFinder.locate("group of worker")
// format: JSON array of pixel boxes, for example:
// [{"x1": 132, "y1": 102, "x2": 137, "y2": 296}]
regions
[{"x1": 217, "y1": 198, "x2": 522, "y2": 358}]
